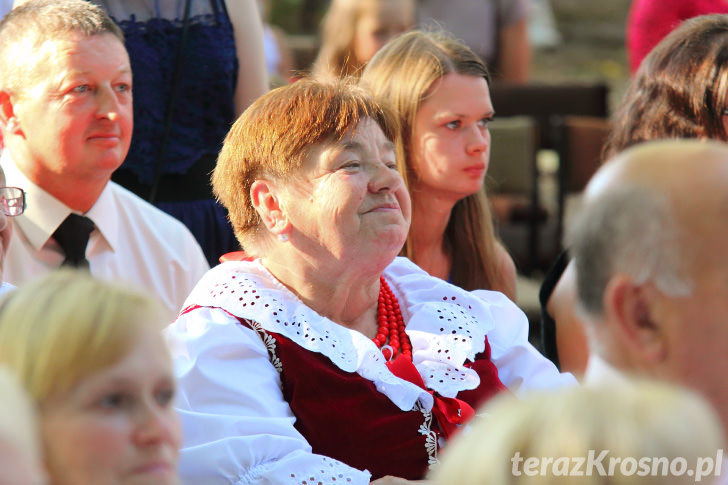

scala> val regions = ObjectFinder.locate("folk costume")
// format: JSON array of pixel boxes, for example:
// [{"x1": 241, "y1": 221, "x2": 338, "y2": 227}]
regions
[{"x1": 167, "y1": 257, "x2": 574, "y2": 484}]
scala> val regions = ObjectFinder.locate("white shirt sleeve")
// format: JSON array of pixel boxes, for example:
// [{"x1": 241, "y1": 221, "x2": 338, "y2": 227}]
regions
[
  {"x1": 165, "y1": 306, "x2": 371, "y2": 485},
  {"x1": 472, "y1": 290, "x2": 577, "y2": 394}
]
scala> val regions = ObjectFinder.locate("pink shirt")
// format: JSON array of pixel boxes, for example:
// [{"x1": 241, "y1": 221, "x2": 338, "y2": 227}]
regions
[{"x1": 627, "y1": 0, "x2": 728, "y2": 73}]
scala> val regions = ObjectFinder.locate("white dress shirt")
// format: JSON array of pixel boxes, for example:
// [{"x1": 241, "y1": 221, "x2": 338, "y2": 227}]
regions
[
  {"x1": 166, "y1": 257, "x2": 576, "y2": 484},
  {"x1": 2, "y1": 152, "x2": 209, "y2": 321}
]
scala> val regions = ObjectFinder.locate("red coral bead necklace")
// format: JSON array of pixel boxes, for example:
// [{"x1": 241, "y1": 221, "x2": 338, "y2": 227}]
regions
[{"x1": 373, "y1": 276, "x2": 412, "y2": 361}]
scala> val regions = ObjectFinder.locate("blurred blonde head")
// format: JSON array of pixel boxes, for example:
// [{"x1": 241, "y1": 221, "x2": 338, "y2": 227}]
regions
[
  {"x1": 312, "y1": 0, "x2": 414, "y2": 79},
  {"x1": 0, "y1": 269, "x2": 167, "y2": 403},
  {"x1": 0, "y1": 365, "x2": 45, "y2": 485},
  {"x1": 430, "y1": 382, "x2": 726, "y2": 485}
]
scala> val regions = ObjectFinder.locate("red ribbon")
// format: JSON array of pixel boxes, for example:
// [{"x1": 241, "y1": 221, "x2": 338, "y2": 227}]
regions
[{"x1": 386, "y1": 353, "x2": 474, "y2": 439}]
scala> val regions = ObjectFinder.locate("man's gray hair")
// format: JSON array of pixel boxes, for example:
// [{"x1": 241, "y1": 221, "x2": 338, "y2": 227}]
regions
[
  {"x1": 0, "y1": 0, "x2": 124, "y2": 94},
  {"x1": 567, "y1": 183, "x2": 693, "y2": 317}
]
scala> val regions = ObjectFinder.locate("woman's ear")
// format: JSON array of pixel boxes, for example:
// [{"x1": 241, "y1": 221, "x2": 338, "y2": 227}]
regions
[
  {"x1": 250, "y1": 179, "x2": 291, "y2": 236},
  {"x1": 603, "y1": 275, "x2": 667, "y2": 365}
]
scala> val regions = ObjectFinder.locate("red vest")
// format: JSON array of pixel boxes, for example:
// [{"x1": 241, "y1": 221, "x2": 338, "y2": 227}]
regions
[{"x1": 239, "y1": 317, "x2": 506, "y2": 480}]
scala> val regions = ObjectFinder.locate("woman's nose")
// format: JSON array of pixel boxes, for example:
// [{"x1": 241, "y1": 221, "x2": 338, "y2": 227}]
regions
[
  {"x1": 368, "y1": 161, "x2": 401, "y2": 193},
  {"x1": 134, "y1": 404, "x2": 181, "y2": 448},
  {"x1": 466, "y1": 126, "x2": 489, "y2": 155}
]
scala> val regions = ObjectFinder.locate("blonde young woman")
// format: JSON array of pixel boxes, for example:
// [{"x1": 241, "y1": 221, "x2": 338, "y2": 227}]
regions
[
  {"x1": 312, "y1": 0, "x2": 414, "y2": 79},
  {"x1": 361, "y1": 30, "x2": 517, "y2": 299},
  {"x1": 0, "y1": 270, "x2": 181, "y2": 485}
]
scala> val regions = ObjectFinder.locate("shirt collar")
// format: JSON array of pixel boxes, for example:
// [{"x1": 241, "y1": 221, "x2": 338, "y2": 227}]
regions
[{"x1": 0, "y1": 150, "x2": 116, "y2": 251}]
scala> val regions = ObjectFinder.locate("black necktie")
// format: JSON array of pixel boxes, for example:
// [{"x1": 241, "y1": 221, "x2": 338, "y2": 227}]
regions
[{"x1": 52, "y1": 214, "x2": 95, "y2": 269}]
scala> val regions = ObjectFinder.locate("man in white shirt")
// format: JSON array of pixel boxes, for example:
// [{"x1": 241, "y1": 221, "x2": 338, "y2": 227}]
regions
[
  {"x1": 569, "y1": 139, "x2": 728, "y2": 453},
  {"x1": 0, "y1": 0, "x2": 209, "y2": 320}
]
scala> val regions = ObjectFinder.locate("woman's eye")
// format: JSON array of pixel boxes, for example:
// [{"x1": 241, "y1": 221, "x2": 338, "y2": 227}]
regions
[
  {"x1": 155, "y1": 388, "x2": 175, "y2": 407},
  {"x1": 71, "y1": 85, "x2": 90, "y2": 93},
  {"x1": 478, "y1": 117, "x2": 492, "y2": 128},
  {"x1": 98, "y1": 392, "x2": 127, "y2": 409},
  {"x1": 445, "y1": 120, "x2": 461, "y2": 130},
  {"x1": 340, "y1": 161, "x2": 361, "y2": 170}
]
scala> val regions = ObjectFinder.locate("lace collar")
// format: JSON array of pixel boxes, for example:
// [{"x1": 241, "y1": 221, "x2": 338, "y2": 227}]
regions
[{"x1": 183, "y1": 257, "x2": 497, "y2": 411}]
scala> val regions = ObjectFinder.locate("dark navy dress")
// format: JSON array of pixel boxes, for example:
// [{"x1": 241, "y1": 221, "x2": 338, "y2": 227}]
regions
[{"x1": 100, "y1": 0, "x2": 241, "y2": 266}]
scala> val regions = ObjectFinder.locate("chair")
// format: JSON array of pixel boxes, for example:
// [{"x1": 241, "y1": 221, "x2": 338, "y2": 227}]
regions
[
  {"x1": 489, "y1": 82, "x2": 609, "y2": 150},
  {"x1": 551, "y1": 115, "x2": 613, "y2": 250},
  {"x1": 487, "y1": 116, "x2": 544, "y2": 274}
]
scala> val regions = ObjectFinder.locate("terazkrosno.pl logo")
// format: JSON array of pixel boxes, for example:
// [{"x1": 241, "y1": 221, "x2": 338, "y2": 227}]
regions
[{"x1": 511, "y1": 450, "x2": 724, "y2": 482}]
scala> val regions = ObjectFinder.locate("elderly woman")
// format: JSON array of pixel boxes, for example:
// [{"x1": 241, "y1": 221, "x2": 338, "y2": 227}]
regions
[{"x1": 166, "y1": 78, "x2": 574, "y2": 484}]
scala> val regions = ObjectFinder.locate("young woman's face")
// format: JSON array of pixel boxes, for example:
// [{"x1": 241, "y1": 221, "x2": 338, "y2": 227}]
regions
[
  {"x1": 40, "y1": 327, "x2": 181, "y2": 485},
  {"x1": 353, "y1": 0, "x2": 414, "y2": 66},
  {"x1": 411, "y1": 72, "x2": 494, "y2": 201}
]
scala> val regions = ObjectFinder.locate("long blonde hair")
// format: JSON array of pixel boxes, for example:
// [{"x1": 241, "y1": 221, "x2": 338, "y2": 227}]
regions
[{"x1": 361, "y1": 30, "x2": 506, "y2": 292}]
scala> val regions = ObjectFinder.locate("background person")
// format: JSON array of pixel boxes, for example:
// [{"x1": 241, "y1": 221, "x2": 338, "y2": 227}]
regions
[
  {"x1": 166, "y1": 78, "x2": 573, "y2": 484},
  {"x1": 0, "y1": 0, "x2": 209, "y2": 321},
  {"x1": 0, "y1": 164, "x2": 23, "y2": 295},
  {"x1": 539, "y1": 13, "x2": 728, "y2": 376},
  {"x1": 568, "y1": 139, "x2": 728, "y2": 444},
  {"x1": 93, "y1": 0, "x2": 269, "y2": 267},
  {"x1": 361, "y1": 30, "x2": 517, "y2": 299},
  {"x1": 257, "y1": 0, "x2": 295, "y2": 86},
  {"x1": 626, "y1": 0, "x2": 728, "y2": 74},
  {"x1": 312, "y1": 0, "x2": 414, "y2": 79},
  {"x1": 429, "y1": 381, "x2": 725, "y2": 485},
  {"x1": 416, "y1": 0, "x2": 531, "y2": 83},
  {"x1": 0, "y1": 269, "x2": 181, "y2": 485}
]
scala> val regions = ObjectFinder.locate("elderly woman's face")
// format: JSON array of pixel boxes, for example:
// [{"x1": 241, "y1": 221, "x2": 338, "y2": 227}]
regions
[{"x1": 281, "y1": 117, "x2": 411, "y2": 261}]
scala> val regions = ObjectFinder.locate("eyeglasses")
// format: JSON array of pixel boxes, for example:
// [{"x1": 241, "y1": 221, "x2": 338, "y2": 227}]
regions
[{"x1": 0, "y1": 186, "x2": 26, "y2": 216}]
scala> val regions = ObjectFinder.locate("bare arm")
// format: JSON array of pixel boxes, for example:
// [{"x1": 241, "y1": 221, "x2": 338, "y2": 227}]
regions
[
  {"x1": 227, "y1": 0, "x2": 269, "y2": 116},
  {"x1": 497, "y1": 17, "x2": 531, "y2": 83},
  {"x1": 546, "y1": 259, "x2": 589, "y2": 376}
]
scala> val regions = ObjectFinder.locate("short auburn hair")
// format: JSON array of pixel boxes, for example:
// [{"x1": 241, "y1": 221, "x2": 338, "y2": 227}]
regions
[{"x1": 212, "y1": 77, "x2": 402, "y2": 253}]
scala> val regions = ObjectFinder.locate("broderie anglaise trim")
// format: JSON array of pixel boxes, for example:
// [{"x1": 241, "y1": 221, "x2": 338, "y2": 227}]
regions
[
  {"x1": 182, "y1": 257, "x2": 495, "y2": 408},
  {"x1": 244, "y1": 319, "x2": 283, "y2": 373}
]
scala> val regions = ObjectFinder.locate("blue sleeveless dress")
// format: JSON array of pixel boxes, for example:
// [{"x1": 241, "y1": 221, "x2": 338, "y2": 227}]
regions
[{"x1": 101, "y1": 0, "x2": 240, "y2": 266}]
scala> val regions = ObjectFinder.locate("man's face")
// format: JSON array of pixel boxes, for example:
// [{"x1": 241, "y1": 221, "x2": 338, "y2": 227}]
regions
[
  {"x1": 10, "y1": 32, "x2": 132, "y2": 189},
  {"x1": 652, "y1": 228, "x2": 728, "y2": 432}
]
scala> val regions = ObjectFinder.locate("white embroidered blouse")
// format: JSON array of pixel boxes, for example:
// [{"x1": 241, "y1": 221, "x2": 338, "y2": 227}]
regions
[{"x1": 165, "y1": 257, "x2": 575, "y2": 484}]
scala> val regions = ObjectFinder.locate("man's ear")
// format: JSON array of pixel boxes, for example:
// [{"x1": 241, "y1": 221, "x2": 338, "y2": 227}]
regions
[
  {"x1": 0, "y1": 90, "x2": 23, "y2": 135},
  {"x1": 250, "y1": 179, "x2": 291, "y2": 236},
  {"x1": 603, "y1": 275, "x2": 667, "y2": 365}
]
